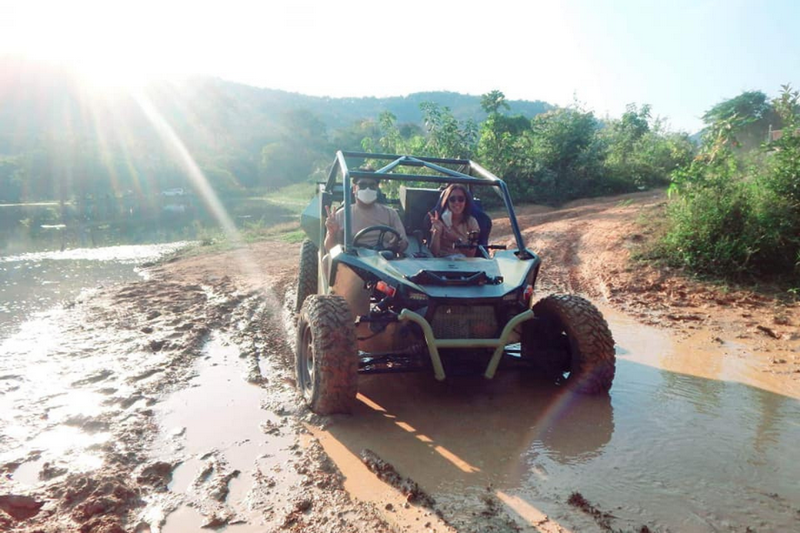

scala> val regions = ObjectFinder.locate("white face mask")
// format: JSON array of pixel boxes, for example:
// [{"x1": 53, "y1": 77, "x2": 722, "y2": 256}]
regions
[{"x1": 356, "y1": 188, "x2": 378, "y2": 204}]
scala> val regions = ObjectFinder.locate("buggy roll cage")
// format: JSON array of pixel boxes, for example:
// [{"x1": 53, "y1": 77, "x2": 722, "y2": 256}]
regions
[{"x1": 325, "y1": 151, "x2": 531, "y2": 257}]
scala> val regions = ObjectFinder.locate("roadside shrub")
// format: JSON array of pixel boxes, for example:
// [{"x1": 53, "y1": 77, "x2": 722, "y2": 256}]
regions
[
  {"x1": 506, "y1": 107, "x2": 608, "y2": 204},
  {"x1": 662, "y1": 179, "x2": 796, "y2": 275},
  {"x1": 660, "y1": 85, "x2": 800, "y2": 279},
  {"x1": 360, "y1": 97, "x2": 695, "y2": 207}
]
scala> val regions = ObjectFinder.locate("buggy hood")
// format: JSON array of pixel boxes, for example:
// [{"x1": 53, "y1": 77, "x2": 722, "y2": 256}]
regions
[{"x1": 345, "y1": 250, "x2": 537, "y2": 299}]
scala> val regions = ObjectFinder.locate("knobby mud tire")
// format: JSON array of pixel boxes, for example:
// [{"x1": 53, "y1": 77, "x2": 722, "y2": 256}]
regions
[
  {"x1": 296, "y1": 295, "x2": 358, "y2": 414},
  {"x1": 525, "y1": 294, "x2": 616, "y2": 394},
  {"x1": 295, "y1": 239, "x2": 319, "y2": 314}
]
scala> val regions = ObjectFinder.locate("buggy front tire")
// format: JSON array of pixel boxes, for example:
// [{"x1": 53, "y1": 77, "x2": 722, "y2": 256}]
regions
[
  {"x1": 295, "y1": 239, "x2": 319, "y2": 314},
  {"x1": 525, "y1": 294, "x2": 616, "y2": 394},
  {"x1": 295, "y1": 295, "x2": 358, "y2": 414}
]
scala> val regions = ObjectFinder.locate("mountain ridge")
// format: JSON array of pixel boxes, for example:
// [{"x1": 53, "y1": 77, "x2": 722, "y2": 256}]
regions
[{"x1": 0, "y1": 57, "x2": 555, "y2": 200}]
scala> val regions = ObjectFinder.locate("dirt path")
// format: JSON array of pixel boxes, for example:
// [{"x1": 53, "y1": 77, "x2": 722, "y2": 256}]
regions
[
  {"x1": 2, "y1": 190, "x2": 798, "y2": 532},
  {"x1": 515, "y1": 191, "x2": 799, "y2": 387}
]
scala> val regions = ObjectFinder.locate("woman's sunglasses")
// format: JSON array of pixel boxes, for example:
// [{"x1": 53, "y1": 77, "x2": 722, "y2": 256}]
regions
[{"x1": 448, "y1": 195, "x2": 466, "y2": 204}]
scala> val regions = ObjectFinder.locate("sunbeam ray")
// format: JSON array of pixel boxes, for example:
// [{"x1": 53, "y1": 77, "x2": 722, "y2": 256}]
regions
[{"x1": 131, "y1": 88, "x2": 264, "y2": 282}]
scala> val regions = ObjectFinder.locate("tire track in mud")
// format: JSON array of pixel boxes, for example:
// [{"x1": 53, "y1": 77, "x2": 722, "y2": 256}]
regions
[
  {"x1": 1, "y1": 262, "x2": 392, "y2": 533},
  {"x1": 517, "y1": 220, "x2": 591, "y2": 300},
  {"x1": 511, "y1": 195, "x2": 641, "y2": 302}
]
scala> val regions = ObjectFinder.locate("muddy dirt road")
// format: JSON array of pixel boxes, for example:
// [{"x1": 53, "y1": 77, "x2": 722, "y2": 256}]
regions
[{"x1": 2, "y1": 190, "x2": 798, "y2": 532}]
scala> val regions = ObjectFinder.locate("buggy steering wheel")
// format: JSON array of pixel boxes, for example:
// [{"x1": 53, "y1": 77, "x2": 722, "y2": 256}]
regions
[{"x1": 352, "y1": 225, "x2": 402, "y2": 251}]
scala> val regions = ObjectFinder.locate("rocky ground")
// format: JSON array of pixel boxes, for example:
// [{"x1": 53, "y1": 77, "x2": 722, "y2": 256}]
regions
[{"x1": 1, "y1": 189, "x2": 798, "y2": 532}]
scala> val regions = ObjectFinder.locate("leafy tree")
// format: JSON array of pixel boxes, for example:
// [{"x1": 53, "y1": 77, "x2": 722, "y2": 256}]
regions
[
  {"x1": 519, "y1": 106, "x2": 606, "y2": 202},
  {"x1": 602, "y1": 104, "x2": 694, "y2": 189},
  {"x1": 419, "y1": 102, "x2": 476, "y2": 159},
  {"x1": 767, "y1": 84, "x2": 800, "y2": 205},
  {"x1": 360, "y1": 112, "x2": 426, "y2": 157},
  {"x1": 476, "y1": 114, "x2": 527, "y2": 184},
  {"x1": 480, "y1": 90, "x2": 510, "y2": 115},
  {"x1": 701, "y1": 91, "x2": 779, "y2": 150},
  {"x1": 377, "y1": 112, "x2": 404, "y2": 154},
  {"x1": 398, "y1": 122, "x2": 424, "y2": 139}
]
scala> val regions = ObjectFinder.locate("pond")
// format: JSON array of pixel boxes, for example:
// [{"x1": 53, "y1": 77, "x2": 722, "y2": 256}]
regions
[{"x1": 0, "y1": 242, "x2": 191, "y2": 341}]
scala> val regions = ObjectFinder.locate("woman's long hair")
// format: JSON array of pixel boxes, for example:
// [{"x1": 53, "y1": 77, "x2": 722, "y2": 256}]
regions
[{"x1": 439, "y1": 184, "x2": 474, "y2": 219}]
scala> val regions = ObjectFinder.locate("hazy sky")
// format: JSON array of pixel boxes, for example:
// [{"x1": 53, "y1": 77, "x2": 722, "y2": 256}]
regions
[{"x1": 2, "y1": 0, "x2": 798, "y2": 133}]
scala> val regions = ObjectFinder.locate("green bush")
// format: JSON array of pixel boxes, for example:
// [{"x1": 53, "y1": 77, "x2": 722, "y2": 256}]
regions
[
  {"x1": 662, "y1": 180, "x2": 795, "y2": 275},
  {"x1": 660, "y1": 85, "x2": 800, "y2": 279},
  {"x1": 486, "y1": 106, "x2": 609, "y2": 205}
]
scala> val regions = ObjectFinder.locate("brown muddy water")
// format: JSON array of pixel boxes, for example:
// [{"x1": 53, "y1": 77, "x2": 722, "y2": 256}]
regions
[
  {"x1": 2, "y1": 245, "x2": 799, "y2": 531},
  {"x1": 149, "y1": 334, "x2": 301, "y2": 533},
  {"x1": 310, "y1": 307, "x2": 800, "y2": 532},
  {"x1": 0, "y1": 244, "x2": 189, "y2": 457},
  {"x1": 150, "y1": 302, "x2": 800, "y2": 532}
]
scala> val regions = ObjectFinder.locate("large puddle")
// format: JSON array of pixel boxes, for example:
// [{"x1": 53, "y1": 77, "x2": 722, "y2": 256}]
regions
[
  {"x1": 3, "y1": 243, "x2": 797, "y2": 532},
  {"x1": 0, "y1": 241, "x2": 192, "y2": 491},
  {"x1": 311, "y1": 307, "x2": 800, "y2": 532},
  {"x1": 150, "y1": 334, "x2": 299, "y2": 533}
]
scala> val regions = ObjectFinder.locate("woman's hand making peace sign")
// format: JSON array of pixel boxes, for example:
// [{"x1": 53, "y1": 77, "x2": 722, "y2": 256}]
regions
[{"x1": 428, "y1": 210, "x2": 445, "y2": 234}]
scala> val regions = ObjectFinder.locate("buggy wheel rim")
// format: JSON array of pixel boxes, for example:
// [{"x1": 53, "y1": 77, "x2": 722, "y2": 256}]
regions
[{"x1": 299, "y1": 323, "x2": 315, "y2": 400}]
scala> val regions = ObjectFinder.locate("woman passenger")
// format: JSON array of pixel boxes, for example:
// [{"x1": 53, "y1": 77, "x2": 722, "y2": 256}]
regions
[{"x1": 428, "y1": 184, "x2": 481, "y2": 258}]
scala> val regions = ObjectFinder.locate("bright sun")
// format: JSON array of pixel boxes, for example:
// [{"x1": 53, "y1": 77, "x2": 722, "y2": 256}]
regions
[
  {"x1": 4, "y1": 1, "x2": 184, "y2": 92},
  {"x1": 54, "y1": 50, "x2": 156, "y2": 93}
]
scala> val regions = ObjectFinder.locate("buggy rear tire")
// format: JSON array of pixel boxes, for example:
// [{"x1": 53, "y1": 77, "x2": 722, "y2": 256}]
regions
[
  {"x1": 295, "y1": 295, "x2": 358, "y2": 414},
  {"x1": 524, "y1": 294, "x2": 615, "y2": 394},
  {"x1": 295, "y1": 239, "x2": 318, "y2": 314}
]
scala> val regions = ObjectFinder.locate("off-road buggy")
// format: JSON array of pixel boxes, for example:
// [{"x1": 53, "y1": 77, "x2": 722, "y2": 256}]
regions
[{"x1": 295, "y1": 151, "x2": 615, "y2": 414}]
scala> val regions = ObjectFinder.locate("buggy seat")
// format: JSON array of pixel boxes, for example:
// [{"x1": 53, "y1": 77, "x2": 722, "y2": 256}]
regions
[{"x1": 399, "y1": 185, "x2": 492, "y2": 248}]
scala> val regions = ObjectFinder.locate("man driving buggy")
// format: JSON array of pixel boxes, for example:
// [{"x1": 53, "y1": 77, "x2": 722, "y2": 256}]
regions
[{"x1": 323, "y1": 176, "x2": 409, "y2": 253}]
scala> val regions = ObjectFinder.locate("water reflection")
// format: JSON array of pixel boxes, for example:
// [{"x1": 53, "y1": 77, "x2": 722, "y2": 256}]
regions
[
  {"x1": 317, "y1": 352, "x2": 799, "y2": 530},
  {"x1": 0, "y1": 242, "x2": 191, "y2": 339},
  {"x1": 518, "y1": 359, "x2": 800, "y2": 531},
  {"x1": 522, "y1": 393, "x2": 614, "y2": 466},
  {"x1": 324, "y1": 372, "x2": 615, "y2": 493}
]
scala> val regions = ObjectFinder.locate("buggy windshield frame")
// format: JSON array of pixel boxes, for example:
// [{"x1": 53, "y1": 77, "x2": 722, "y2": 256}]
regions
[{"x1": 325, "y1": 151, "x2": 529, "y2": 255}]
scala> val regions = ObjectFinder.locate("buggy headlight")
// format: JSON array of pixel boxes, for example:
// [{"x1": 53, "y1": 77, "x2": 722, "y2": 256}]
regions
[{"x1": 503, "y1": 291, "x2": 519, "y2": 302}]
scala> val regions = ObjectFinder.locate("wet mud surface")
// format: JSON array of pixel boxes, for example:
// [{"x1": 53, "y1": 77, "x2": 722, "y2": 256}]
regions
[{"x1": 2, "y1": 190, "x2": 799, "y2": 532}]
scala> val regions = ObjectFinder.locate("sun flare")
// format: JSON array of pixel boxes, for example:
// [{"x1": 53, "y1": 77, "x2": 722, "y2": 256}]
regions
[{"x1": 5, "y1": 1, "x2": 183, "y2": 93}]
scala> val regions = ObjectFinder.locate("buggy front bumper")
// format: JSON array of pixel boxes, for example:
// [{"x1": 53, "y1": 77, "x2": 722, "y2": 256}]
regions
[{"x1": 397, "y1": 309, "x2": 535, "y2": 381}]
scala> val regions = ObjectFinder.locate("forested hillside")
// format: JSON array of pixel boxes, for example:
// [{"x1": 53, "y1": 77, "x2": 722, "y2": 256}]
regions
[
  {"x1": 0, "y1": 59, "x2": 550, "y2": 202},
  {"x1": 2, "y1": 58, "x2": 796, "y2": 281}
]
